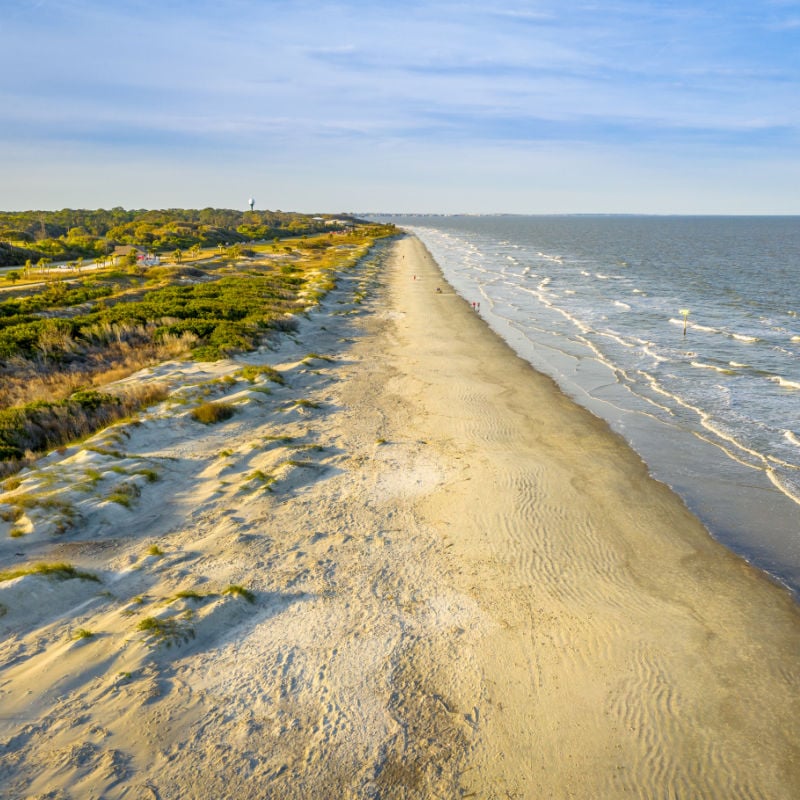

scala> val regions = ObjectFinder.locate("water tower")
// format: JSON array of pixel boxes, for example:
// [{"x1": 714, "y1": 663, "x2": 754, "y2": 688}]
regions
[{"x1": 248, "y1": 197, "x2": 255, "y2": 212}]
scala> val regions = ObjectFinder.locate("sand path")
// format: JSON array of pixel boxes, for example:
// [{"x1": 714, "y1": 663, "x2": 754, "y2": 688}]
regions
[{"x1": 0, "y1": 235, "x2": 798, "y2": 799}]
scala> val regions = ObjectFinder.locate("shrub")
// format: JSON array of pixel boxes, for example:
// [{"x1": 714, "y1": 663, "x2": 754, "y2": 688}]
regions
[{"x1": 191, "y1": 401, "x2": 235, "y2": 424}]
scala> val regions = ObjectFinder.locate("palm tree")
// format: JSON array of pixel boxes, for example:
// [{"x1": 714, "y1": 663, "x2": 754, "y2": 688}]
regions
[{"x1": 173, "y1": 248, "x2": 183, "y2": 264}]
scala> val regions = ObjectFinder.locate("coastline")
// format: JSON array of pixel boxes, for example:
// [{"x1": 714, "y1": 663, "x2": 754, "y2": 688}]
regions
[
  {"x1": 390, "y1": 235, "x2": 800, "y2": 796},
  {"x1": 398, "y1": 216, "x2": 800, "y2": 597},
  {"x1": 0, "y1": 234, "x2": 798, "y2": 798}
]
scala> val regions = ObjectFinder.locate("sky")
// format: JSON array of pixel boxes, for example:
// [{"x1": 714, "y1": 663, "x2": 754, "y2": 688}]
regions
[{"x1": 1, "y1": 0, "x2": 799, "y2": 214}]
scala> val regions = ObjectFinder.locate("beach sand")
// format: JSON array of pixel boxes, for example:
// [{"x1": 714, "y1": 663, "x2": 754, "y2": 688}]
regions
[{"x1": 1, "y1": 235, "x2": 798, "y2": 798}]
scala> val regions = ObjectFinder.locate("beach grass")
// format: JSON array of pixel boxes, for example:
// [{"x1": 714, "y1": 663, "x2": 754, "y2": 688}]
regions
[
  {"x1": 0, "y1": 562, "x2": 100, "y2": 583},
  {"x1": 191, "y1": 401, "x2": 236, "y2": 424},
  {"x1": 223, "y1": 584, "x2": 256, "y2": 603}
]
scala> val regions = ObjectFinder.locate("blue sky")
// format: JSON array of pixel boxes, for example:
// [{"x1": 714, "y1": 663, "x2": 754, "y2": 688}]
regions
[{"x1": 1, "y1": 0, "x2": 799, "y2": 213}]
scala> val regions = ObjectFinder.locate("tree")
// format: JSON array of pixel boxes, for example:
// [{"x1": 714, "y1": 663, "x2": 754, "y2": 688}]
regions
[
  {"x1": 7, "y1": 270, "x2": 21, "y2": 284},
  {"x1": 173, "y1": 248, "x2": 183, "y2": 264},
  {"x1": 23, "y1": 259, "x2": 32, "y2": 277}
]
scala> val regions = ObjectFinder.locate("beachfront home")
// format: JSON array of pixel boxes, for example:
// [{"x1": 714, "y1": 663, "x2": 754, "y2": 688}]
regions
[
  {"x1": 111, "y1": 245, "x2": 143, "y2": 264},
  {"x1": 111, "y1": 245, "x2": 159, "y2": 266}
]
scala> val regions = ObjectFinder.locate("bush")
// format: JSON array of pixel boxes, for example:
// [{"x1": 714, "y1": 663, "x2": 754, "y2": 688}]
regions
[{"x1": 190, "y1": 401, "x2": 235, "y2": 424}]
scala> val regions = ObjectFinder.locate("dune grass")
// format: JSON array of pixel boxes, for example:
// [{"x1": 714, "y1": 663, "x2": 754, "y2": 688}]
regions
[
  {"x1": 136, "y1": 616, "x2": 191, "y2": 645},
  {"x1": 0, "y1": 562, "x2": 100, "y2": 583},
  {"x1": 223, "y1": 584, "x2": 256, "y2": 603},
  {"x1": 239, "y1": 365, "x2": 285, "y2": 385},
  {"x1": 191, "y1": 401, "x2": 236, "y2": 424}
]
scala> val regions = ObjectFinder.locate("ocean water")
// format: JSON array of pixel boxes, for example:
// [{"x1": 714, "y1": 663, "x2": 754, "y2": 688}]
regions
[{"x1": 384, "y1": 216, "x2": 800, "y2": 596}]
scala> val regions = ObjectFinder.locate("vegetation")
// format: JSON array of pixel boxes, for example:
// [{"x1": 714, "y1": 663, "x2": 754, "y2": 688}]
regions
[
  {"x1": 136, "y1": 615, "x2": 192, "y2": 645},
  {"x1": 171, "y1": 589, "x2": 212, "y2": 602},
  {"x1": 288, "y1": 399, "x2": 320, "y2": 410},
  {"x1": 191, "y1": 401, "x2": 236, "y2": 424},
  {"x1": 0, "y1": 561, "x2": 99, "y2": 583},
  {"x1": 106, "y1": 482, "x2": 141, "y2": 507},
  {"x1": 239, "y1": 364, "x2": 285, "y2": 385},
  {"x1": 0, "y1": 207, "x2": 363, "y2": 267},
  {"x1": 302, "y1": 352, "x2": 335, "y2": 364},
  {"x1": 0, "y1": 211, "x2": 396, "y2": 474},
  {"x1": 223, "y1": 584, "x2": 256, "y2": 603},
  {"x1": 0, "y1": 386, "x2": 167, "y2": 464}
]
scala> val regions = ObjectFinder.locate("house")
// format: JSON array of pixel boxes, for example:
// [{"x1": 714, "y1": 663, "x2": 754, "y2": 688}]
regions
[
  {"x1": 111, "y1": 245, "x2": 159, "y2": 266},
  {"x1": 111, "y1": 245, "x2": 144, "y2": 264}
]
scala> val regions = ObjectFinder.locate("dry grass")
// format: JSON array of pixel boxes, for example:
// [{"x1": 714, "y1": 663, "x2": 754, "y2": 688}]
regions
[
  {"x1": 0, "y1": 333, "x2": 190, "y2": 410},
  {"x1": 0, "y1": 383, "x2": 169, "y2": 476},
  {"x1": 191, "y1": 401, "x2": 236, "y2": 424}
]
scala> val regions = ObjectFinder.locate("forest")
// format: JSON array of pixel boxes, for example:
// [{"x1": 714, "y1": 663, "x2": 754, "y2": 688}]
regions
[{"x1": 0, "y1": 207, "x2": 356, "y2": 266}]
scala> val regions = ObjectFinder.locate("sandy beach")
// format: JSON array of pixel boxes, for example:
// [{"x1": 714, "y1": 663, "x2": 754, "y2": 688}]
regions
[{"x1": 1, "y1": 234, "x2": 799, "y2": 799}]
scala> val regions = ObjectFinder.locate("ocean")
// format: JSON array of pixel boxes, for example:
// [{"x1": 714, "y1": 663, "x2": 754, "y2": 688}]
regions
[{"x1": 381, "y1": 216, "x2": 800, "y2": 596}]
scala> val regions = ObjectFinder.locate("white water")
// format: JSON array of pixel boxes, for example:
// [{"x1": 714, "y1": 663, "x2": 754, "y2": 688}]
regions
[{"x1": 385, "y1": 215, "x2": 800, "y2": 595}]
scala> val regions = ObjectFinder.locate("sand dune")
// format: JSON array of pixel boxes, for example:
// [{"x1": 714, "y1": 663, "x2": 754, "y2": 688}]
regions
[{"x1": 1, "y1": 236, "x2": 798, "y2": 799}]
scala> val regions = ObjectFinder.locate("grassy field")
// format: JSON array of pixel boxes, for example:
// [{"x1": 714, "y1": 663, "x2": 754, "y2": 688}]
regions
[{"x1": 0, "y1": 223, "x2": 396, "y2": 473}]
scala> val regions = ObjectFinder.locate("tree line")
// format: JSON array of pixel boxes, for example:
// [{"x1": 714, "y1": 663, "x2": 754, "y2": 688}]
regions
[{"x1": 0, "y1": 207, "x2": 359, "y2": 266}]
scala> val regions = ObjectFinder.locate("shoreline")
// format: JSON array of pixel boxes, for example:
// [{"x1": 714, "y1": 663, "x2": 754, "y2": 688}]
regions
[
  {"x1": 0, "y1": 235, "x2": 798, "y2": 797},
  {"x1": 391, "y1": 235, "x2": 800, "y2": 796},
  {"x1": 400, "y1": 217, "x2": 800, "y2": 598}
]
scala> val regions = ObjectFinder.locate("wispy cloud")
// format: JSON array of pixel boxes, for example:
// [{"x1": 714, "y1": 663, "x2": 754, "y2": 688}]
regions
[{"x1": 0, "y1": 0, "x2": 798, "y2": 211}]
